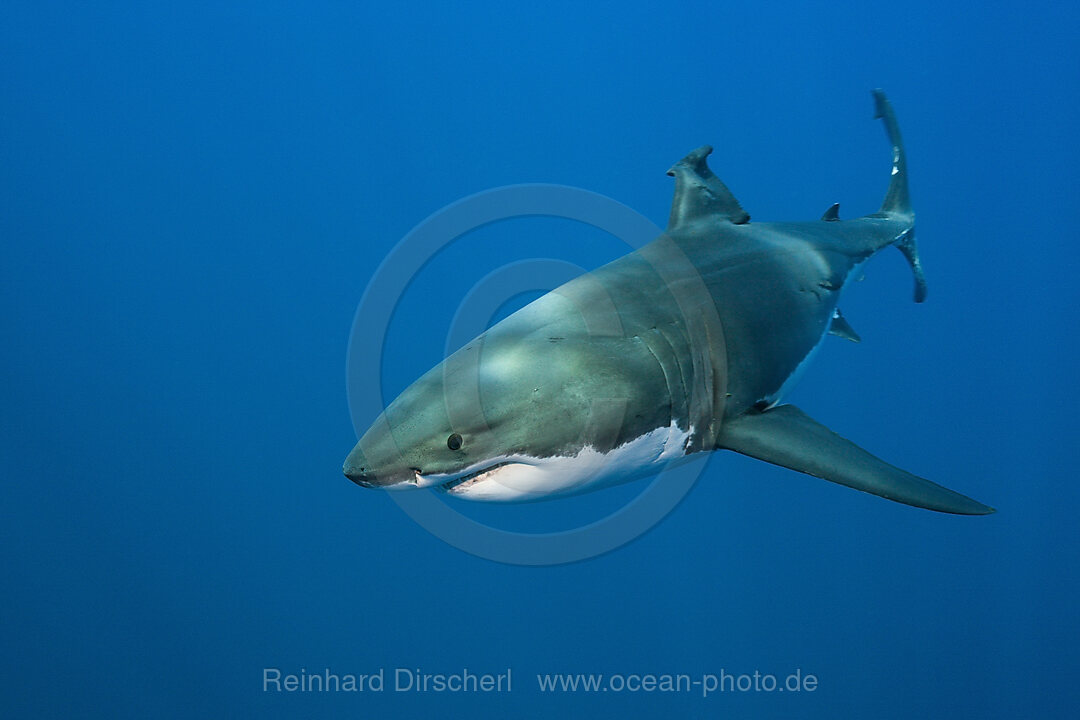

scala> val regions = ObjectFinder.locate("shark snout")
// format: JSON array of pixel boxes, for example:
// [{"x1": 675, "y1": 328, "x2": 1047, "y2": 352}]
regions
[
  {"x1": 344, "y1": 466, "x2": 376, "y2": 488},
  {"x1": 343, "y1": 445, "x2": 418, "y2": 489},
  {"x1": 343, "y1": 446, "x2": 374, "y2": 487}
]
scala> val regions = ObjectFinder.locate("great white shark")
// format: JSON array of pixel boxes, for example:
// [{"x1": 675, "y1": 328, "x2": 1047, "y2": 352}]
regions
[{"x1": 344, "y1": 91, "x2": 994, "y2": 515}]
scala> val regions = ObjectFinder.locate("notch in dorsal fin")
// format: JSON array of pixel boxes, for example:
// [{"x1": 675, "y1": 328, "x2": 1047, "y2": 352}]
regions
[
  {"x1": 829, "y1": 309, "x2": 861, "y2": 343},
  {"x1": 821, "y1": 203, "x2": 840, "y2": 222},
  {"x1": 666, "y1": 145, "x2": 750, "y2": 230}
]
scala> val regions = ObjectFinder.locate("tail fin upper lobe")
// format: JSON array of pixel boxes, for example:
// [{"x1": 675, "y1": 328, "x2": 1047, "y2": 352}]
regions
[{"x1": 874, "y1": 90, "x2": 926, "y2": 302}]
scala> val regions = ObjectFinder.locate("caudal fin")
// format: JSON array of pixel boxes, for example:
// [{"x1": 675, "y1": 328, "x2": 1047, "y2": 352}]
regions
[
  {"x1": 874, "y1": 89, "x2": 911, "y2": 217},
  {"x1": 873, "y1": 90, "x2": 927, "y2": 302}
]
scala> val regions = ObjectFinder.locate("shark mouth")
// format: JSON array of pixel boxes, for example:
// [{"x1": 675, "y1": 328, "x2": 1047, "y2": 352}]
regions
[
  {"x1": 411, "y1": 457, "x2": 559, "y2": 501},
  {"x1": 435, "y1": 461, "x2": 519, "y2": 494}
]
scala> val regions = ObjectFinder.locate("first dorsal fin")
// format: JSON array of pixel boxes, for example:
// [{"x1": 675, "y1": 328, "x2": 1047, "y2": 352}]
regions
[
  {"x1": 821, "y1": 203, "x2": 840, "y2": 221},
  {"x1": 666, "y1": 145, "x2": 749, "y2": 229}
]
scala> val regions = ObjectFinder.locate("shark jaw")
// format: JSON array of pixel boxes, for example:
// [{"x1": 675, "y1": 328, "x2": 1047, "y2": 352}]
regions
[{"x1": 400, "y1": 422, "x2": 694, "y2": 503}]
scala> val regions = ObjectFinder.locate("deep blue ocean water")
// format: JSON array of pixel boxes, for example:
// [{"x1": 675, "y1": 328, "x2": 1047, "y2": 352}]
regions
[{"x1": 3, "y1": 2, "x2": 1078, "y2": 717}]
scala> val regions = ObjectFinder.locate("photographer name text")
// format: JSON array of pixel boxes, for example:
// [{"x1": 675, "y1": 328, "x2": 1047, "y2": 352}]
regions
[{"x1": 262, "y1": 667, "x2": 511, "y2": 693}]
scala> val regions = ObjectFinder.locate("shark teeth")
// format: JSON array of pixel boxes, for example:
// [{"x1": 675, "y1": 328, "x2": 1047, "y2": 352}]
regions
[{"x1": 438, "y1": 462, "x2": 515, "y2": 493}]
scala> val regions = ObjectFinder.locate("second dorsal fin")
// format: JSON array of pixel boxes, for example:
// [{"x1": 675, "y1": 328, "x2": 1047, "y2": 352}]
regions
[
  {"x1": 666, "y1": 145, "x2": 750, "y2": 230},
  {"x1": 821, "y1": 203, "x2": 840, "y2": 221}
]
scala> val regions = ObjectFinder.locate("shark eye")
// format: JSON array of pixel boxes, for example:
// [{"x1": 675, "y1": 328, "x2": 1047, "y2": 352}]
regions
[{"x1": 447, "y1": 433, "x2": 463, "y2": 451}]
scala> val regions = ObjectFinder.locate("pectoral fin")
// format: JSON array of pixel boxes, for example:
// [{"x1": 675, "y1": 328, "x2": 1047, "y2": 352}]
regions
[
  {"x1": 717, "y1": 405, "x2": 994, "y2": 515},
  {"x1": 829, "y1": 309, "x2": 861, "y2": 343}
]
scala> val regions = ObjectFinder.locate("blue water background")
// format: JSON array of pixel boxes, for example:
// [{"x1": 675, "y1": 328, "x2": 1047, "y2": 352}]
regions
[{"x1": 3, "y1": 1, "x2": 1077, "y2": 717}]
